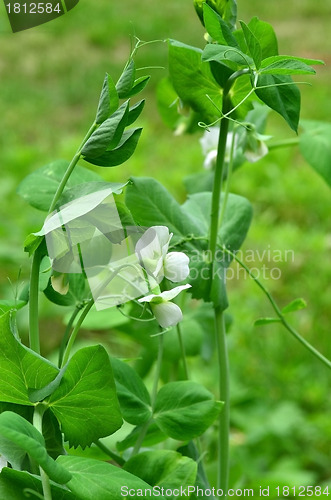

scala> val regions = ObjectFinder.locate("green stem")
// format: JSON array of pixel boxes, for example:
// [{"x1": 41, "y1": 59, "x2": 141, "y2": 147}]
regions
[
  {"x1": 223, "y1": 247, "x2": 331, "y2": 370},
  {"x1": 218, "y1": 126, "x2": 236, "y2": 230},
  {"x1": 131, "y1": 332, "x2": 164, "y2": 456},
  {"x1": 208, "y1": 95, "x2": 231, "y2": 268},
  {"x1": 151, "y1": 333, "x2": 164, "y2": 410},
  {"x1": 95, "y1": 439, "x2": 125, "y2": 466},
  {"x1": 48, "y1": 122, "x2": 97, "y2": 215},
  {"x1": 268, "y1": 137, "x2": 299, "y2": 150},
  {"x1": 58, "y1": 305, "x2": 82, "y2": 368},
  {"x1": 29, "y1": 246, "x2": 43, "y2": 354},
  {"x1": 131, "y1": 418, "x2": 151, "y2": 457},
  {"x1": 207, "y1": 74, "x2": 241, "y2": 492},
  {"x1": 214, "y1": 307, "x2": 230, "y2": 491},
  {"x1": 33, "y1": 405, "x2": 52, "y2": 500},
  {"x1": 176, "y1": 323, "x2": 189, "y2": 379},
  {"x1": 60, "y1": 299, "x2": 94, "y2": 367}
]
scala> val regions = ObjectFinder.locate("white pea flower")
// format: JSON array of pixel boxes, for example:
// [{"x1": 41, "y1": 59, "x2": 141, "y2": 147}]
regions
[
  {"x1": 138, "y1": 284, "x2": 191, "y2": 329},
  {"x1": 200, "y1": 127, "x2": 236, "y2": 170},
  {"x1": 135, "y1": 226, "x2": 190, "y2": 284},
  {"x1": 244, "y1": 127, "x2": 270, "y2": 163}
]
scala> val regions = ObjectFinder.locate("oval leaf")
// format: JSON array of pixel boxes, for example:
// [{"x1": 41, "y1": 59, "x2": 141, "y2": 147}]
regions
[
  {"x1": 57, "y1": 456, "x2": 151, "y2": 500},
  {"x1": 0, "y1": 412, "x2": 71, "y2": 484},
  {"x1": 124, "y1": 450, "x2": 197, "y2": 492},
  {"x1": 83, "y1": 128, "x2": 142, "y2": 167},
  {"x1": 110, "y1": 357, "x2": 152, "y2": 425},
  {"x1": 281, "y1": 298, "x2": 307, "y2": 315},
  {"x1": 154, "y1": 381, "x2": 223, "y2": 441},
  {"x1": 48, "y1": 345, "x2": 122, "y2": 448}
]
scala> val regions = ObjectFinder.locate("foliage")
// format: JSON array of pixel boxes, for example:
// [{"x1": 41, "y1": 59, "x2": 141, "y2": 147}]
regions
[{"x1": 1, "y1": 1, "x2": 331, "y2": 498}]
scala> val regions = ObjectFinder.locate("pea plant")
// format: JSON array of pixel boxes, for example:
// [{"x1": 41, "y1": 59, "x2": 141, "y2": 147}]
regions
[{"x1": 0, "y1": 1, "x2": 330, "y2": 499}]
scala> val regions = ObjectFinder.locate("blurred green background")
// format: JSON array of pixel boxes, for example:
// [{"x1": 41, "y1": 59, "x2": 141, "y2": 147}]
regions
[{"x1": 0, "y1": 0, "x2": 330, "y2": 494}]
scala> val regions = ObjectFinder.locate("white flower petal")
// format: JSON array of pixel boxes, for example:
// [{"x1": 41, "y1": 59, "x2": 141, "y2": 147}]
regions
[
  {"x1": 203, "y1": 150, "x2": 217, "y2": 170},
  {"x1": 152, "y1": 301, "x2": 183, "y2": 328},
  {"x1": 200, "y1": 127, "x2": 219, "y2": 155},
  {"x1": 164, "y1": 252, "x2": 190, "y2": 282},
  {"x1": 244, "y1": 141, "x2": 269, "y2": 163},
  {"x1": 135, "y1": 226, "x2": 171, "y2": 281},
  {"x1": 138, "y1": 292, "x2": 159, "y2": 303},
  {"x1": 158, "y1": 284, "x2": 191, "y2": 302},
  {"x1": 138, "y1": 283, "x2": 191, "y2": 304}
]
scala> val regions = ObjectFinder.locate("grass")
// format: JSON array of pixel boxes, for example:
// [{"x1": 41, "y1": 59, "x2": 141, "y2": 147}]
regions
[{"x1": 1, "y1": 0, "x2": 330, "y2": 492}]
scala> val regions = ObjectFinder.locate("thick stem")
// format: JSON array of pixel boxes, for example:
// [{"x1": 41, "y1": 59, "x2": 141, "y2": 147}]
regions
[
  {"x1": 214, "y1": 307, "x2": 230, "y2": 491},
  {"x1": 33, "y1": 405, "x2": 52, "y2": 500},
  {"x1": 208, "y1": 96, "x2": 231, "y2": 269},
  {"x1": 207, "y1": 85, "x2": 232, "y2": 493},
  {"x1": 218, "y1": 127, "x2": 236, "y2": 230},
  {"x1": 29, "y1": 246, "x2": 43, "y2": 353}
]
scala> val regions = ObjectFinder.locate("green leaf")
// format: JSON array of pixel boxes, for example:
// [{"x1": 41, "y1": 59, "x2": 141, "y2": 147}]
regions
[
  {"x1": 182, "y1": 192, "x2": 253, "y2": 307},
  {"x1": 82, "y1": 101, "x2": 129, "y2": 158},
  {"x1": 43, "y1": 409, "x2": 65, "y2": 459},
  {"x1": 0, "y1": 411, "x2": 71, "y2": 484},
  {"x1": 281, "y1": 298, "x2": 307, "y2": 315},
  {"x1": 126, "y1": 76, "x2": 150, "y2": 98},
  {"x1": 17, "y1": 160, "x2": 103, "y2": 212},
  {"x1": 169, "y1": 40, "x2": 223, "y2": 124},
  {"x1": 254, "y1": 317, "x2": 282, "y2": 326},
  {"x1": 184, "y1": 171, "x2": 214, "y2": 194},
  {"x1": 247, "y1": 17, "x2": 278, "y2": 59},
  {"x1": 23, "y1": 233, "x2": 44, "y2": 256},
  {"x1": 0, "y1": 299, "x2": 26, "y2": 314},
  {"x1": 95, "y1": 73, "x2": 119, "y2": 125},
  {"x1": 0, "y1": 313, "x2": 59, "y2": 406},
  {"x1": 58, "y1": 180, "x2": 127, "y2": 206},
  {"x1": 57, "y1": 455, "x2": 151, "y2": 500},
  {"x1": 116, "y1": 59, "x2": 136, "y2": 99},
  {"x1": 48, "y1": 345, "x2": 122, "y2": 448},
  {"x1": 240, "y1": 20, "x2": 262, "y2": 69},
  {"x1": 255, "y1": 74, "x2": 300, "y2": 132},
  {"x1": 83, "y1": 128, "x2": 142, "y2": 167},
  {"x1": 217, "y1": 0, "x2": 237, "y2": 29},
  {"x1": 0, "y1": 468, "x2": 75, "y2": 500},
  {"x1": 127, "y1": 99, "x2": 145, "y2": 126},
  {"x1": 44, "y1": 273, "x2": 87, "y2": 307},
  {"x1": 39, "y1": 255, "x2": 52, "y2": 292},
  {"x1": 154, "y1": 381, "x2": 223, "y2": 441},
  {"x1": 124, "y1": 450, "x2": 197, "y2": 493},
  {"x1": 203, "y1": 3, "x2": 239, "y2": 46},
  {"x1": 125, "y1": 177, "x2": 198, "y2": 246},
  {"x1": 195, "y1": 0, "x2": 237, "y2": 29},
  {"x1": 28, "y1": 366, "x2": 68, "y2": 403},
  {"x1": 299, "y1": 120, "x2": 331, "y2": 187},
  {"x1": 110, "y1": 358, "x2": 152, "y2": 426},
  {"x1": 202, "y1": 43, "x2": 253, "y2": 67},
  {"x1": 260, "y1": 55, "x2": 322, "y2": 75}
]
